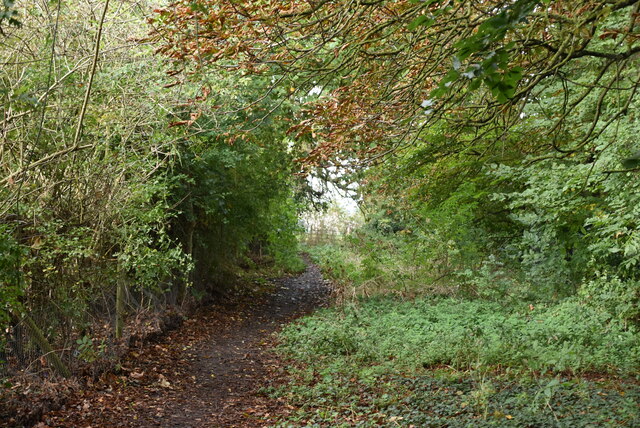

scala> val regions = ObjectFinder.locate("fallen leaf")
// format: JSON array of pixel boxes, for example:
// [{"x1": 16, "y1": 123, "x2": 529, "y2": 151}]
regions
[
  {"x1": 158, "y1": 374, "x2": 171, "y2": 388},
  {"x1": 130, "y1": 371, "x2": 145, "y2": 379}
]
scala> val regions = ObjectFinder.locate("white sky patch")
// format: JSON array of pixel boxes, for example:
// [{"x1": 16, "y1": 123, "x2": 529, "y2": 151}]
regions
[
  {"x1": 302, "y1": 174, "x2": 362, "y2": 236},
  {"x1": 308, "y1": 85, "x2": 323, "y2": 96},
  {"x1": 421, "y1": 99, "x2": 434, "y2": 108},
  {"x1": 308, "y1": 173, "x2": 359, "y2": 215}
]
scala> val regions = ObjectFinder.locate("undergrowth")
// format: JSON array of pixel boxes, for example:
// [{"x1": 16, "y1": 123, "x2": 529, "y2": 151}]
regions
[
  {"x1": 271, "y1": 243, "x2": 640, "y2": 426},
  {"x1": 273, "y1": 296, "x2": 640, "y2": 426},
  {"x1": 280, "y1": 297, "x2": 639, "y2": 374},
  {"x1": 269, "y1": 368, "x2": 639, "y2": 427}
]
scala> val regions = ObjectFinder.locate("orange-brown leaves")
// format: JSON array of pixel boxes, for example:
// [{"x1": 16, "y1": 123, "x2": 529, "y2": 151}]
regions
[{"x1": 151, "y1": 0, "x2": 640, "y2": 168}]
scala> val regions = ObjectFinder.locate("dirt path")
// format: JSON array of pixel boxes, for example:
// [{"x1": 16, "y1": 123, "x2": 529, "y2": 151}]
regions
[{"x1": 39, "y1": 262, "x2": 330, "y2": 428}]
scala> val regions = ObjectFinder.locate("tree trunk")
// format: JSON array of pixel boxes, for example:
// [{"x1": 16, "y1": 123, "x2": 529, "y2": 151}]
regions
[
  {"x1": 178, "y1": 220, "x2": 195, "y2": 306},
  {"x1": 115, "y1": 271, "x2": 126, "y2": 339},
  {"x1": 22, "y1": 313, "x2": 71, "y2": 378}
]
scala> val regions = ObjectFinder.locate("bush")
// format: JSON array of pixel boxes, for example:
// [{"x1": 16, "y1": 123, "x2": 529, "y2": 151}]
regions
[
  {"x1": 0, "y1": 226, "x2": 23, "y2": 351},
  {"x1": 578, "y1": 272, "x2": 640, "y2": 325}
]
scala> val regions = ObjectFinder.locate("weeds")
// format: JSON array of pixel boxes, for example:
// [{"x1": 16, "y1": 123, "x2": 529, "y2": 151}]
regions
[
  {"x1": 280, "y1": 297, "x2": 639, "y2": 374},
  {"x1": 274, "y1": 295, "x2": 640, "y2": 426},
  {"x1": 275, "y1": 239, "x2": 640, "y2": 426}
]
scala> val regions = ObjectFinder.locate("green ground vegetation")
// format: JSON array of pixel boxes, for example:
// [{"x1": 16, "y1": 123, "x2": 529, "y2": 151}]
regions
[{"x1": 272, "y1": 245, "x2": 640, "y2": 426}]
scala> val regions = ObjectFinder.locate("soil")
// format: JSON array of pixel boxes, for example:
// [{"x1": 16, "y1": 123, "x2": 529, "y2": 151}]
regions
[{"x1": 36, "y1": 261, "x2": 330, "y2": 428}]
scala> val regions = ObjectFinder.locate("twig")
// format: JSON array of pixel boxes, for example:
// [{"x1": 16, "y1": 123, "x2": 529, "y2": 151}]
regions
[{"x1": 72, "y1": 0, "x2": 110, "y2": 147}]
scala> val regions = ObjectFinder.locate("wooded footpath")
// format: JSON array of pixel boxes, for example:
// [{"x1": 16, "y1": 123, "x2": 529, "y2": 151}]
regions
[{"x1": 2, "y1": 0, "x2": 640, "y2": 426}]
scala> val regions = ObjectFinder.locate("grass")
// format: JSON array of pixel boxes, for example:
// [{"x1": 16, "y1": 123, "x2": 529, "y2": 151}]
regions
[
  {"x1": 272, "y1": 296, "x2": 640, "y2": 427},
  {"x1": 280, "y1": 297, "x2": 639, "y2": 374},
  {"x1": 304, "y1": 242, "x2": 433, "y2": 299},
  {"x1": 269, "y1": 241, "x2": 640, "y2": 426}
]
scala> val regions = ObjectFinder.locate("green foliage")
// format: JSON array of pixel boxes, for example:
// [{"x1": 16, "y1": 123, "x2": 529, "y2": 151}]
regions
[
  {"x1": 0, "y1": 0, "x2": 19, "y2": 29},
  {"x1": 75, "y1": 335, "x2": 106, "y2": 363},
  {"x1": 280, "y1": 297, "x2": 639, "y2": 374},
  {"x1": 167, "y1": 121, "x2": 305, "y2": 289},
  {"x1": 455, "y1": 255, "x2": 522, "y2": 301},
  {"x1": 306, "y1": 244, "x2": 361, "y2": 283},
  {"x1": 0, "y1": 226, "x2": 22, "y2": 341},
  {"x1": 429, "y1": 0, "x2": 536, "y2": 102},
  {"x1": 579, "y1": 273, "x2": 640, "y2": 326},
  {"x1": 265, "y1": 197, "x2": 306, "y2": 273},
  {"x1": 0, "y1": 0, "x2": 306, "y2": 377},
  {"x1": 337, "y1": 72, "x2": 640, "y2": 320},
  {"x1": 275, "y1": 296, "x2": 640, "y2": 426},
  {"x1": 114, "y1": 173, "x2": 192, "y2": 292},
  {"x1": 294, "y1": 55, "x2": 640, "y2": 420},
  {"x1": 307, "y1": 238, "x2": 424, "y2": 298}
]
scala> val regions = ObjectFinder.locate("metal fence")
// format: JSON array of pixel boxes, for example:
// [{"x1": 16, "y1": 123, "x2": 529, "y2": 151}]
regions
[
  {"x1": 1, "y1": 284, "x2": 179, "y2": 380},
  {"x1": 303, "y1": 231, "x2": 341, "y2": 246}
]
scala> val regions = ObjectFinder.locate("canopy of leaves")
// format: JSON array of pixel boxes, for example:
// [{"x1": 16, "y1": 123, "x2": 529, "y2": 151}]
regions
[{"x1": 151, "y1": 0, "x2": 640, "y2": 168}]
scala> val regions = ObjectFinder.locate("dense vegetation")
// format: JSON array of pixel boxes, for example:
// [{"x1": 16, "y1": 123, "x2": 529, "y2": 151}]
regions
[
  {"x1": 1, "y1": 0, "x2": 640, "y2": 426},
  {"x1": 274, "y1": 296, "x2": 639, "y2": 426},
  {"x1": 163, "y1": 0, "x2": 640, "y2": 425},
  {"x1": 0, "y1": 1, "x2": 306, "y2": 378},
  {"x1": 149, "y1": 0, "x2": 640, "y2": 321}
]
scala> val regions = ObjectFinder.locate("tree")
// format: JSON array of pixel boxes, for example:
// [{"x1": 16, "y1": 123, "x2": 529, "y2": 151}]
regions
[
  {"x1": 149, "y1": 0, "x2": 640, "y2": 317},
  {"x1": 1, "y1": 0, "x2": 310, "y2": 377},
  {"x1": 151, "y1": 0, "x2": 640, "y2": 168},
  {"x1": 0, "y1": 0, "x2": 193, "y2": 373}
]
